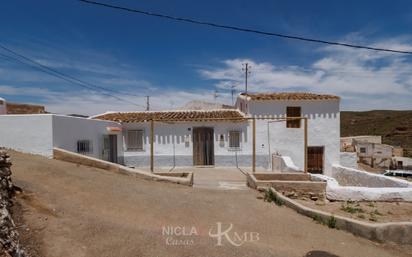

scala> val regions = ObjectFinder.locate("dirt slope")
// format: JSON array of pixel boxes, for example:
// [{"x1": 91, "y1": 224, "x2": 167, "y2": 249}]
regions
[{"x1": 9, "y1": 151, "x2": 412, "y2": 257}]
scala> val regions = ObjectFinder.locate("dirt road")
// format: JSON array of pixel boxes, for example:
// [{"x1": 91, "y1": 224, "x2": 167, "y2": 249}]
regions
[{"x1": 9, "y1": 151, "x2": 412, "y2": 257}]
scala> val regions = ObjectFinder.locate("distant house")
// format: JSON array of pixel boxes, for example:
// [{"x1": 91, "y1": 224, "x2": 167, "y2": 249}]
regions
[
  {"x1": 341, "y1": 135, "x2": 405, "y2": 169},
  {"x1": 356, "y1": 142, "x2": 393, "y2": 168}
]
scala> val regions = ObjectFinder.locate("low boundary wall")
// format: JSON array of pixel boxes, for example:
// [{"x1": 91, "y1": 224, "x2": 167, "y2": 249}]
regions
[
  {"x1": 247, "y1": 173, "x2": 326, "y2": 199},
  {"x1": 271, "y1": 155, "x2": 301, "y2": 172},
  {"x1": 339, "y1": 152, "x2": 358, "y2": 169},
  {"x1": 270, "y1": 187, "x2": 412, "y2": 245},
  {"x1": 331, "y1": 165, "x2": 411, "y2": 188},
  {"x1": 312, "y1": 174, "x2": 412, "y2": 202},
  {"x1": 53, "y1": 148, "x2": 193, "y2": 186}
]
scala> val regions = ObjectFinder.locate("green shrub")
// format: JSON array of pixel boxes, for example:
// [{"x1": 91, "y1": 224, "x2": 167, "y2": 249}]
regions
[
  {"x1": 264, "y1": 189, "x2": 283, "y2": 206},
  {"x1": 372, "y1": 209, "x2": 383, "y2": 216},
  {"x1": 312, "y1": 214, "x2": 323, "y2": 224},
  {"x1": 357, "y1": 214, "x2": 366, "y2": 219},
  {"x1": 369, "y1": 213, "x2": 378, "y2": 222},
  {"x1": 340, "y1": 202, "x2": 364, "y2": 214},
  {"x1": 366, "y1": 202, "x2": 376, "y2": 208},
  {"x1": 327, "y1": 216, "x2": 337, "y2": 229}
]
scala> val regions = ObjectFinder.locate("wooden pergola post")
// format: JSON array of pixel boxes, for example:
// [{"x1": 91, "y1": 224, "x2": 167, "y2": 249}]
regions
[
  {"x1": 150, "y1": 119, "x2": 154, "y2": 173},
  {"x1": 304, "y1": 117, "x2": 308, "y2": 173},
  {"x1": 252, "y1": 117, "x2": 256, "y2": 173}
]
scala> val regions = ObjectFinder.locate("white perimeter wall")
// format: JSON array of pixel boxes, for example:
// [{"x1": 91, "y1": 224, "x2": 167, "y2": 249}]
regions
[
  {"x1": 248, "y1": 100, "x2": 340, "y2": 175},
  {"x1": 52, "y1": 115, "x2": 123, "y2": 160},
  {"x1": 0, "y1": 114, "x2": 54, "y2": 157},
  {"x1": 340, "y1": 152, "x2": 358, "y2": 169}
]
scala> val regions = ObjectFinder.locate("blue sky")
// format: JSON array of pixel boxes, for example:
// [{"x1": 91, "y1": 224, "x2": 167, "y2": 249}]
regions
[{"x1": 1, "y1": 0, "x2": 412, "y2": 115}]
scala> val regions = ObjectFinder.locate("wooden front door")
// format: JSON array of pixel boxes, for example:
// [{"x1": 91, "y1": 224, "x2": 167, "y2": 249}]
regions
[
  {"x1": 193, "y1": 127, "x2": 214, "y2": 166},
  {"x1": 307, "y1": 146, "x2": 324, "y2": 174}
]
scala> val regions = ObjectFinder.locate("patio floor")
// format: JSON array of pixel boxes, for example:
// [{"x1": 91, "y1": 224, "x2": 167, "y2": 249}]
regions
[{"x1": 149, "y1": 166, "x2": 268, "y2": 190}]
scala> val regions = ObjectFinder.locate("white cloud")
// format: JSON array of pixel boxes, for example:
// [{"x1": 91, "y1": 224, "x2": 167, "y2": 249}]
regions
[
  {"x1": 2, "y1": 36, "x2": 412, "y2": 113},
  {"x1": 199, "y1": 38, "x2": 412, "y2": 110}
]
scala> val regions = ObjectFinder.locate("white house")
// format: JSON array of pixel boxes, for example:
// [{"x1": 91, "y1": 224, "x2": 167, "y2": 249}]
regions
[
  {"x1": 0, "y1": 114, "x2": 123, "y2": 161},
  {"x1": 92, "y1": 92, "x2": 341, "y2": 175},
  {"x1": 0, "y1": 92, "x2": 340, "y2": 175}
]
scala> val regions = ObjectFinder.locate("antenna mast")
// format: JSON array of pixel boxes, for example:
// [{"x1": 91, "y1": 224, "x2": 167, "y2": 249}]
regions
[{"x1": 242, "y1": 63, "x2": 251, "y2": 94}]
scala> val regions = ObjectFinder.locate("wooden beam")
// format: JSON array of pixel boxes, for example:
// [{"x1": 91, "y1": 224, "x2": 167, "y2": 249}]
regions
[
  {"x1": 304, "y1": 117, "x2": 308, "y2": 173},
  {"x1": 252, "y1": 117, "x2": 256, "y2": 173},
  {"x1": 150, "y1": 119, "x2": 154, "y2": 172}
]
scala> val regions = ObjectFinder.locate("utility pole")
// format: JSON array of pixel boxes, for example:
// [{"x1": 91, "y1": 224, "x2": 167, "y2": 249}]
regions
[
  {"x1": 242, "y1": 63, "x2": 251, "y2": 94},
  {"x1": 230, "y1": 85, "x2": 236, "y2": 105},
  {"x1": 213, "y1": 90, "x2": 219, "y2": 104},
  {"x1": 146, "y1": 96, "x2": 150, "y2": 111}
]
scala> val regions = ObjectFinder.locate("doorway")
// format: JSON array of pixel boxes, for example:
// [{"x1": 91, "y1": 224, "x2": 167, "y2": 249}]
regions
[
  {"x1": 193, "y1": 127, "x2": 214, "y2": 166},
  {"x1": 103, "y1": 135, "x2": 118, "y2": 163},
  {"x1": 307, "y1": 146, "x2": 324, "y2": 174}
]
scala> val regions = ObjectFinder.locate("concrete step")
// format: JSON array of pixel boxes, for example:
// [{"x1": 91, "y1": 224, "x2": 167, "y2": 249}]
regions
[{"x1": 193, "y1": 181, "x2": 248, "y2": 190}]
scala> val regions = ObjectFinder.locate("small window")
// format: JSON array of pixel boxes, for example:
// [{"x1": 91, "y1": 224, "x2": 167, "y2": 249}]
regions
[
  {"x1": 360, "y1": 147, "x2": 366, "y2": 153},
  {"x1": 127, "y1": 130, "x2": 144, "y2": 151},
  {"x1": 77, "y1": 140, "x2": 92, "y2": 154},
  {"x1": 286, "y1": 106, "x2": 301, "y2": 128},
  {"x1": 397, "y1": 161, "x2": 403, "y2": 168},
  {"x1": 229, "y1": 131, "x2": 240, "y2": 149}
]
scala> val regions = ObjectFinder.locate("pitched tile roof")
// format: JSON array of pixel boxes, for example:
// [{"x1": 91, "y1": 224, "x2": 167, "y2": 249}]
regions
[
  {"x1": 92, "y1": 109, "x2": 245, "y2": 123},
  {"x1": 240, "y1": 92, "x2": 340, "y2": 101}
]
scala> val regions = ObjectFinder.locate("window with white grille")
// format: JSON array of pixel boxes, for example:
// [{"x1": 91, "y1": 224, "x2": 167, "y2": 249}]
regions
[
  {"x1": 77, "y1": 140, "x2": 92, "y2": 154},
  {"x1": 229, "y1": 131, "x2": 241, "y2": 149},
  {"x1": 127, "y1": 130, "x2": 144, "y2": 151}
]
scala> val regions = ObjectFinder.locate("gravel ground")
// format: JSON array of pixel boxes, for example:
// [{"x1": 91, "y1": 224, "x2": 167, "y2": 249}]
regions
[
  {"x1": 9, "y1": 151, "x2": 412, "y2": 257},
  {"x1": 296, "y1": 199, "x2": 412, "y2": 223}
]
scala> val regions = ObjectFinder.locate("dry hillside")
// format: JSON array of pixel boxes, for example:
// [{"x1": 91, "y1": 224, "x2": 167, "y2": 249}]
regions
[{"x1": 341, "y1": 110, "x2": 412, "y2": 157}]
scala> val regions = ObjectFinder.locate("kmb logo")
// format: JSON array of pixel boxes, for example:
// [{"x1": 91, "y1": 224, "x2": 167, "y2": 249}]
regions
[{"x1": 208, "y1": 222, "x2": 260, "y2": 246}]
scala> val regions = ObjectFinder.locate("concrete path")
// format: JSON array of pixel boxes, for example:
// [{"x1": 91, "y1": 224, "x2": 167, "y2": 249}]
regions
[
  {"x1": 152, "y1": 167, "x2": 259, "y2": 190},
  {"x1": 192, "y1": 167, "x2": 248, "y2": 190},
  {"x1": 10, "y1": 151, "x2": 412, "y2": 257}
]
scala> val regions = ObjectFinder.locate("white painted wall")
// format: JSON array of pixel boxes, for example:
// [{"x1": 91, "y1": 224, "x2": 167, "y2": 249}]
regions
[
  {"x1": 0, "y1": 114, "x2": 122, "y2": 160},
  {"x1": 248, "y1": 100, "x2": 340, "y2": 175},
  {"x1": 122, "y1": 121, "x2": 249, "y2": 157},
  {"x1": 52, "y1": 115, "x2": 123, "y2": 160},
  {"x1": 393, "y1": 156, "x2": 412, "y2": 168},
  {"x1": 0, "y1": 114, "x2": 54, "y2": 157},
  {"x1": 340, "y1": 152, "x2": 358, "y2": 169},
  {"x1": 272, "y1": 154, "x2": 301, "y2": 172},
  {"x1": 330, "y1": 164, "x2": 411, "y2": 188},
  {"x1": 0, "y1": 97, "x2": 6, "y2": 115},
  {"x1": 121, "y1": 99, "x2": 340, "y2": 172},
  {"x1": 312, "y1": 173, "x2": 412, "y2": 202},
  {"x1": 341, "y1": 135, "x2": 382, "y2": 146}
]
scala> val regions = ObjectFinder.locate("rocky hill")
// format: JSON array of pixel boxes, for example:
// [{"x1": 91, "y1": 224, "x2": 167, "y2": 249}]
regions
[{"x1": 341, "y1": 110, "x2": 412, "y2": 157}]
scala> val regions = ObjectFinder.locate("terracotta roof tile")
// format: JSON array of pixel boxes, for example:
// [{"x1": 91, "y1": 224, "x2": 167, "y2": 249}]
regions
[
  {"x1": 93, "y1": 109, "x2": 245, "y2": 123},
  {"x1": 241, "y1": 92, "x2": 340, "y2": 101}
]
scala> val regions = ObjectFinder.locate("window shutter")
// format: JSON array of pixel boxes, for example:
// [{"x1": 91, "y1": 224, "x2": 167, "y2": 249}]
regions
[
  {"x1": 229, "y1": 131, "x2": 240, "y2": 148},
  {"x1": 127, "y1": 130, "x2": 144, "y2": 150},
  {"x1": 286, "y1": 106, "x2": 301, "y2": 128}
]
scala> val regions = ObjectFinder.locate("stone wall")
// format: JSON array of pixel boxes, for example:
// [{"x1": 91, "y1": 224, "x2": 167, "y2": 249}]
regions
[{"x1": 0, "y1": 150, "x2": 27, "y2": 257}]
